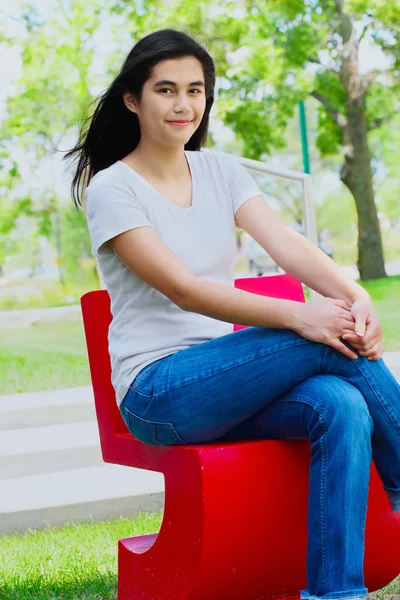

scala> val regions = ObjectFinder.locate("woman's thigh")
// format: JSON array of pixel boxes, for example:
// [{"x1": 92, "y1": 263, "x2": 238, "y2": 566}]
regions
[
  {"x1": 124, "y1": 326, "x2": 324, "y2": 443},
  {"x1": 123, "y1": 324, "x2": 385, "y2": 444},
  {"x1": 218, "y1": 374, "x2": 373, "y2": 444}
]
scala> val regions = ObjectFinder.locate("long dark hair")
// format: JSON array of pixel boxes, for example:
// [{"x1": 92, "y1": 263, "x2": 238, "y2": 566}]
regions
[{"x1": 63, "y1": 28, "x2": 216, "y2": 208}]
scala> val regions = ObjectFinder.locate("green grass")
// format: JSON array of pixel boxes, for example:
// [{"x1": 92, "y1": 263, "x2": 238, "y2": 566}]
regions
[
  {"x1": 358, "y1": 276, "x2": 400, "y2": 352},
  {"x1": 0, "y1": 512, "x2": 163, "y2": 600},
  {"x1": 0, "y1": 322, "x2": 90, "y2": 395},
  {"x1": 0, "y1": 512, "x2": 398, "y2": 600}
]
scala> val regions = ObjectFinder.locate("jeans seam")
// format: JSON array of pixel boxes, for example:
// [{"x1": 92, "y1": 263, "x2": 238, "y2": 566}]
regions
[
  {"x1": 155, "y1": 336, "x2": 312, "y2": 395},
  {"x1": 320, "y1": 433, "x2": 327, "y2": 595},
  {"x1": 301, "y1": 594, "x2": 367, "y2": 600},
  {"x1": 352, "y1": 360, "x2": 400, "y2": 437},
  {"x1": 128, "y1": 385, "x2": 153, "y2": 398},
  {"x1": 383, "y1": 484, "x2": 400, "y2": 493},
  {"x1": 278, "y1": 394, "x2": 328, "y2": 594},
  {"x1": 322, "y1": 348, "x2": 400, "y2": 437},
  {"x1": 123, "y1": 405, "x2": 187, "y2": 446},
  {"x1": 129, "y1": 363, "x2": 159, "y2": 397}
]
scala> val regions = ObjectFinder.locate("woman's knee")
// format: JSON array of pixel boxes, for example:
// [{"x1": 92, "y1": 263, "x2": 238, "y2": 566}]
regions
[{"x1": 295, "y1": 375, "x2": 374, "y2": 438}]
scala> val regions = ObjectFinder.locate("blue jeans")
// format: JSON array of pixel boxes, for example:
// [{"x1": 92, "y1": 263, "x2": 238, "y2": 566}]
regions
[{"x1": 119, "y1": 326, "x2": 400, "y2": 600}]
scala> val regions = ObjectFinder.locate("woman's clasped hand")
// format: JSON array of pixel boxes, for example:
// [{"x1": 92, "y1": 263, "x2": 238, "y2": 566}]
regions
[
  {"x1": 293, "y1": 294, "x2": 383, "y2": 361},
  {"x1": 343, "y1": 296, "x2": 384, "y2": 361}
]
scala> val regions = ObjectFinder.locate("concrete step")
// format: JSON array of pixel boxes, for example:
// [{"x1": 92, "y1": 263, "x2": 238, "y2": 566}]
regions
[
  {"x1": 0, "y1": 386, "x2": 95, "y2": 431},
  {"x1": 383, "y1": 352, "x2": 400, "y2": 377},
  {"x1": 1, "y1": 351, "x2": 399, "y2": 534},
  {"x1": 0, "y1": 304, "x2": 82, "y2": 329},
  {"x1": 0, "y1": 420, "x2": 102, "y2": 479},
  {"x1": 0, "y1": 463, "x2": 164, "y2": 535}
]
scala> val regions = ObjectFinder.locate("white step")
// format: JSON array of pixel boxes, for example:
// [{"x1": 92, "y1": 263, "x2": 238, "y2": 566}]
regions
[
  {"x1": 0, "y1": 463, "x2": 164, "y2": 535},
  {"x1": 0, "y1": 351, "x2": 399, "y2": 534},
  {"x1": 0, "y1": 420, "x2": 102, "y2": 479},
  {"x1": 0, "y1": 304, "x2": 82, "y2": 329},
  {"x1": 383, "y1": 352, "x2": 400, "y2": 375},
  {"x1": 0, "y1": 386, "x2": 95, "y2": 430},
  {"x1": 0, "y1": 420, "x2": 99, "y2": 456}
]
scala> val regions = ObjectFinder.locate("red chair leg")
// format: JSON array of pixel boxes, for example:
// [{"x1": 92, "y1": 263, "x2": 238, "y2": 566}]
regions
[{"x1": 118, "y1": 440, "x2": 310, "y2": 600}]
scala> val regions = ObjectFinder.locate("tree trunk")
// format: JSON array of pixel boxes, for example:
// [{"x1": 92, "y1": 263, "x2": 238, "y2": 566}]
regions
[
  {"x1": 336, "y1": 5, "x2": 387, "y2": 281},
  {"x1": 340, "y1": 96, "x2": 387, "y2": 280}
]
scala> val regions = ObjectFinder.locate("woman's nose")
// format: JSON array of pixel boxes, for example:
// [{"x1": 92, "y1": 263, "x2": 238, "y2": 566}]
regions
[{"x1": 174, "y1": 93, "x2": 191, "y2": 110}]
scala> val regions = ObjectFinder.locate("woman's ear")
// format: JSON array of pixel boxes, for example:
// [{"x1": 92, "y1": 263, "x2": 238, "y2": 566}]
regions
[{"x1": 123, "y1": 92, "x2": 137, "y2": 114}]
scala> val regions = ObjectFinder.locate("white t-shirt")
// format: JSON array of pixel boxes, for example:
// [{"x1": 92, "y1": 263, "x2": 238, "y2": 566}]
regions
[{"x1": 85, "y1": 150, "x2": 263, "y2": 406}]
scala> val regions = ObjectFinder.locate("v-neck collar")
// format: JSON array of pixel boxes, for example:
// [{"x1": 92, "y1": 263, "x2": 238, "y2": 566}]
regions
[{"x1": 117, "y1": 150, "x2": 196, "y2": 212}]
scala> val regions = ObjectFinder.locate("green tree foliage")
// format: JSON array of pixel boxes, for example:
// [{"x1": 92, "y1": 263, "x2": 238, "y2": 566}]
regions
[
  {"x1": 209, "y1": 0, "x2": 400, "y2": 279},
  {"x1": 114, "y1": 0, "x2": 400, "y2": 279},
  {"x1": 1, "y1": 1, "x2": 101, "y2": 158},
  {"x1": 59, "y1": 206, "x2": 94, "y2": 280},
  {"x1": 1, "y1": 0, "x2": 399, "y2": 283},
  {"x1": 0, "y1": 0, "x2": 104, "y2": 282},
  {"x1": 369, "y1": 112, "x2": 400, "y2": 225}
]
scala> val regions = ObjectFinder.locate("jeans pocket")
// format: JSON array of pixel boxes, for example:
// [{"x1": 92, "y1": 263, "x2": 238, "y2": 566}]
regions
[
  {"x1": 129, "y1": 358, "x2": 168, "y2": 398},
  {"x1": 122, "y1": 406, "x2": 187, "y2": 446}
]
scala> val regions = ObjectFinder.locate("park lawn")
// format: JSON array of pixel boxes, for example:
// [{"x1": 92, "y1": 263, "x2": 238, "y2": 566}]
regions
[
  {"x1": 0, "y1": 276, "x2": 399, "y2": 395},
  {"x1": 0, "y1": 511, "x2": 398, "y2": 600},
  {"x1": 0, "y1": 321, "x2": 91, "y2": 395},
  {"x1": 358, "y1": 275, "x2": 400, "y2": 352},
  {"x1": 0, "y1": 512, "x2": 162, "y2": 600}
]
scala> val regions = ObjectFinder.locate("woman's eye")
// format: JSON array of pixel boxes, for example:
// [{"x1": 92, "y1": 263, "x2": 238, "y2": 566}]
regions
[{"x1": 159, "y1": 89, "x2": 201, "y2": 94}]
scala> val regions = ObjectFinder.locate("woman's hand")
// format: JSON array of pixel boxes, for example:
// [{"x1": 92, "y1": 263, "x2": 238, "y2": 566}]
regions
[
  {"x1": 293, "y1": 297, "x2": 359, "y2": 359},
  {"x1": 341, "y1": 296, "x2": 384, "y2": 361}
]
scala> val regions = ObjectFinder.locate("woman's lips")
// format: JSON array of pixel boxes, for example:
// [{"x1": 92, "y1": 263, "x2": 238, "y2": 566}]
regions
[{"x1": 167, "y1": 121, "x2": 192, "y2": 126}]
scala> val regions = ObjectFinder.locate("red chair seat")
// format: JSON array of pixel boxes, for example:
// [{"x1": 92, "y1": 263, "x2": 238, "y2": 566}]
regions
[{"x1": 81, "y1": 274, "x2": 400, "y2": 600}]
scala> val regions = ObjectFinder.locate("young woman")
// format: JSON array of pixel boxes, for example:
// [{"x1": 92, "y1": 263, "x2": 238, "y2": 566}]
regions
[{"x1": 64, "y1": 28, "x2": 400, "y2": 600}]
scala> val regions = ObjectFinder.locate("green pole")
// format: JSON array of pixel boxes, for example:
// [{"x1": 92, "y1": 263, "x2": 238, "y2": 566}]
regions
[{"x1": 299, "y1": 100, "x2": 311, "y2": 174}]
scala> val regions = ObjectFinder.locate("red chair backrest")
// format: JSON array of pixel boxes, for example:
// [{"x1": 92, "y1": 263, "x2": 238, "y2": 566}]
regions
[
  {"x1": 80, "y1": 273, "x2": 305, "y2": 448},
  {"x1": 233, "y1": 273, "x2": 305, "y2": 331}
]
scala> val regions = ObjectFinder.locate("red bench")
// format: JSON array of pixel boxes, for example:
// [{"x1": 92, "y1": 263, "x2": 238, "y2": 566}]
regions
[{"x1": 81, "y1": 273, "x2": 400, "y2": 600}]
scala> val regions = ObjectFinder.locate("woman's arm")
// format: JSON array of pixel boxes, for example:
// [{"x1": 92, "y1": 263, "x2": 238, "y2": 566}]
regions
[
  {"x1": 182, "y1": 277, "x2": 358, "y2": 359},
  {"x1": 235, "y1": 195, "x2": 370, "y2": 305},
  {"x1": 108, "y1": 223, "x2": 358, "y2": 359}
]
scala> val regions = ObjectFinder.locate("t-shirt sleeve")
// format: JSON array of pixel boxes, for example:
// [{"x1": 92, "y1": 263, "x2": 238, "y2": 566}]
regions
[
  {"x1": 85, "y1": 174, "x2": 152, "y2": 256},
  {"x1": 226, "y1": 154, "x2": 264, "y2": 215}
]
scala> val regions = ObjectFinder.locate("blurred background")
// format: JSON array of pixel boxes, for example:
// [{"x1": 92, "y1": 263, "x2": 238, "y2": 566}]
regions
[{"x1": 1, "y1": 0, "x2": 400, "y2": 395}]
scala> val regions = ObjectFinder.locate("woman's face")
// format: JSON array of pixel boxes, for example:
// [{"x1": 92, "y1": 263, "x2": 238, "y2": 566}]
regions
[{"x1": 124, "y1": 56, "x2": 207, "y2": 148}]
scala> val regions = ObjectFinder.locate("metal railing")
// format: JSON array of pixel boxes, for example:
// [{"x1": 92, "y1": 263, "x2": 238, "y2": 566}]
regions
[{"x1": 210, "y1": 151, "x2": 320, "y2": 301}]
